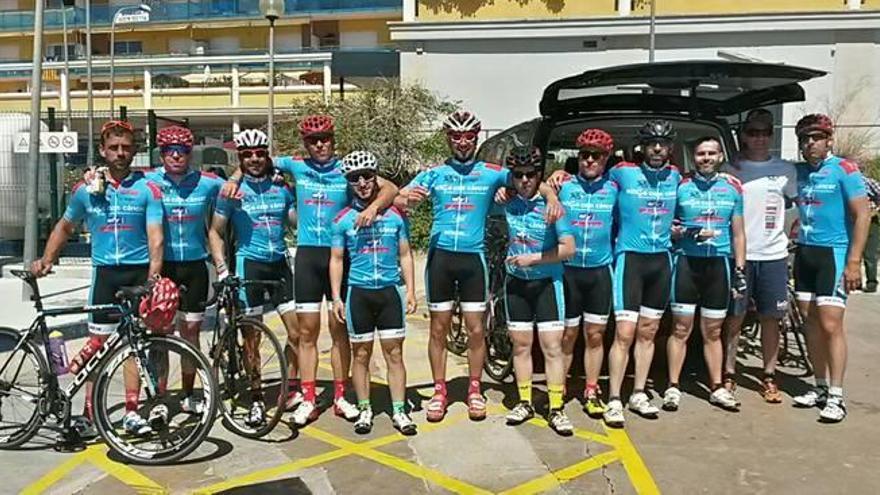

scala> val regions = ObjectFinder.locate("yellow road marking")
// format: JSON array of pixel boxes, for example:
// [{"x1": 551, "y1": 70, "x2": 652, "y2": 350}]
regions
[
  {"x1": 303, "y1": 427, "x2": 493, "y2": 495},
  {"x1": 20, "y1": 451, "x2": 90, "y2": 495},
  {"x1": 603, "y1": 426, "x2": 661, "y2": 495},
  {"x1": 498, "y1": 450, "x2": 621, "y2": 495},
  {"x1": 194, "y1": 448, "x2": 351, "y2": 494},
  {"x1": 86, "y1": 447, "x2": 167, "y2": 494}
]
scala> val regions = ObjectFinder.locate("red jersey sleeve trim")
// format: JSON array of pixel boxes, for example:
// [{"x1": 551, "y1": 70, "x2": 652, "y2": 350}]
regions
[
  {"x1": 71, "y1": 180, "x2": 86, "y2": 194},
  {"x1": 333, "y1": 206, "x2": 352, "y2": 223},
  {"x1": 484, "y1": 162, "x2": 503, "y2": 171},
  {"x1": 840, "y1": 159, "x2": 860, "y2": 174},
  {"x1": 146, "y1": 181, "x2": 163, "y2": 199}
]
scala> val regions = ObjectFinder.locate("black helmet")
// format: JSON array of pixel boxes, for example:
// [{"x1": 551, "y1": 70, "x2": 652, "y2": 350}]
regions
[
  {"x1": 505, "y1": 146, "x2": 543, "y2": 170},
  {"x1": 637, "y1": 119, "x2": 676, "y2": 143}
]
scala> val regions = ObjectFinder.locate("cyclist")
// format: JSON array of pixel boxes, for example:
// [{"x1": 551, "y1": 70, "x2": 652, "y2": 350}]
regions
[
  {"x1": 145, "y1": 125, "x2": 224, "y2": 413},
  {"x1": 398, "y1": 110, "x2": 563, "y2": 422},
  {"x1": 790, "y1": 114, "x2": 870, "y2": 423},
  {"x1": 223, "y1": 115, "x2": 399, "y2": 425},
  {"x1": 31, "y1": 119, "x2": 164, "y2": 436},
  {"x1": 208, "y1": 129, "x2": 298, "y2": 427},
  {"x1": 551, "y1": 129, "x2": 618, "y2": 417},
  {"x1": 329, "y1": 151, "x2": 418, "y2": 436},
  {"x1": 720, "y1": 109, "x2": 798, "y2": 404},
  {"x1": 603, "y1": 120, "x2": 680, "y2": 427},
  {"x1": 664, "y1": 136, "x2": 746, "y2": 412},
  {"x1": 501, "y1": 147, "x2": 575, "y2": 436}
]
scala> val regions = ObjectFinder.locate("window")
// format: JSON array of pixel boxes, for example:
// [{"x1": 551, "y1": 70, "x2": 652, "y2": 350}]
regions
[
  {"x1": 46, "y1": 44, "x2": 82, "y2": 61},
  {"x1": 113, "y1": 41, "x2": 143, "y2": 56}
]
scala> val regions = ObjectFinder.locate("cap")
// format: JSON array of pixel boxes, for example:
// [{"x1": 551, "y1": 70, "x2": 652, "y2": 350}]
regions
[{"x1": 743, "y1": 109, "x2": 773, "y2": 131}]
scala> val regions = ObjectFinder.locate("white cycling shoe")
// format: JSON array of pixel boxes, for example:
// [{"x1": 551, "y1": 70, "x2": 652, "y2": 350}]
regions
[
  {"x1": 628, "y1": 392, "x2": 659, "y2": 418},
  {"x1": 603, "y1": 399, "x2": 626, "y2": 428}
]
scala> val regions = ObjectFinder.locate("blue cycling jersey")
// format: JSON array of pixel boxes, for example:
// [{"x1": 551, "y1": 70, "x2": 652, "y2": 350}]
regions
[
  {"x1": 215, "y1": 176, "x2": 295, "y2": 262},
  {"x1": 63, "y1": 171, "x2": 164, "y2": 266},
  {"x1": 146, "y1": 168, "x2": 224, "y2": 262},
  {"x1": 558, "y1": 174, "x2": 617, "y2": 268},
  {"x1": 408, "y1": 159, "x2": 510, "y2": 253},
  {"x1": 274, "y1": 156, "x2": 349, "y2": 247},
  {"x1": 795, "y1": 154, "x2": 867, "y2": 249},
  {"x1": 675, "y1": 173, "x2": 743, "y2": 257},
  {"x1": 504, "y1": 194, "x2": 573, "y2": 280},
  {"x1": 332, "y1": 203, "x2": 409, "y2": 289},
  {"x1": 609, "y1": 162, "x2": 681, "y2": 254}
]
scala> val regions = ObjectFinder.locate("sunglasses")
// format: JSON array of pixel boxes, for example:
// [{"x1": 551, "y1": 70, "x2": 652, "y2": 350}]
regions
[
  {"x1": 579, "y1": 149, "x2": 606, "y2": 161},
  {"x1": 744, "y1": 128, "x2": 772, "y2": 137},
  {"x1": 448, "y1": 132, "x2": 478, "y2": 144},
  {"x1": 305, "y1": 135, "x2": 333, "y2": 145},
  {"x1": 347, "y1": 172, "x2": 376, "y2": 184},
  {"x1": 644, "y1": 138, "x2": 673, "y2": 148},
  {"x1": 513, "y1": 171, "x2": 538, "y2": 180},
  {"x1": 239, "y1": 149, "x2": 268, "y2": 159},
  {"x1": 101, "y1": 119, "x2": 134, "y2": 134},
  {"x1": 161, "y1": 144, "x2": 192, "y2": 156},
  {"x1": 799, "y1": 132, "x2": 830, "y2": 143}
]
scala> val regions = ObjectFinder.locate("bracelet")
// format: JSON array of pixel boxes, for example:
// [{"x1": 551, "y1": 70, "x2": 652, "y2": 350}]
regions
[{"x1": 332, "y1": 297, "x2": 343, "y2": 304}]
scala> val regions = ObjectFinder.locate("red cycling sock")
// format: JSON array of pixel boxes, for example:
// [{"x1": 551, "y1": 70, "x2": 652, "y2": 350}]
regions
[
  {"x1": 302, "y1": 381, "x2": 317, "y2": 403},
  {"x1": 288, "y1": 378, "x2": 301, "y2": 392},
  {"x1": 125, "y1": 390, "x2": 139, "y2": 412},
  {"x1": 334, "y1": 379, "x2": 346, "y2": 400},
  {"x1": 433, "y1": 379, "x2": 447, "y2": 397},
  {"x1": 468, "y1": 376, "x2": 481, "y2": 396}
]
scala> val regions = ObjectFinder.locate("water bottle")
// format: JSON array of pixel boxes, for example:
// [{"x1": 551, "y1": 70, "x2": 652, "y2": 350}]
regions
[
  {"x1": 47, "y1": 331, "x2": 69, "y2": 376},
  {"x1": 68, "y1": 335, "x2": 103, "y2": 375}
]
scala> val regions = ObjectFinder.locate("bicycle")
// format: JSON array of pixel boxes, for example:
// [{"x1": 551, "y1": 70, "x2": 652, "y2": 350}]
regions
[
  {"x1": 204, "y1": 276, "x2": 289, "y2": 438},
  {"x1": 0, "y1": 270, "x2": 217, "y2": 464}
]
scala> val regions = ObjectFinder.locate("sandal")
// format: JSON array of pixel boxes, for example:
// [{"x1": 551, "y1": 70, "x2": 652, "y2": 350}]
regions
[
  {"x1": 762, "y1": 377, "x2": 783, "y2": 404},
  {"x1": 467, "y1": 393, "x2": 487, "y2": 421},
  {"x1": 426, "y1": 393, "x2": 447, "y2": 423}
]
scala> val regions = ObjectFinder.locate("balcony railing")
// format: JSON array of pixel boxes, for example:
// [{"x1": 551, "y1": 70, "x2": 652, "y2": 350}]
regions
[{"x1": 0, "y1": 0, "x2": 401, "y2": 31}]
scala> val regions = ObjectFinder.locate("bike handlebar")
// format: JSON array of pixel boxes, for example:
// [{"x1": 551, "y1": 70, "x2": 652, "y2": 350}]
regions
[{"x1": 200, "y1": 276, "x2": 282, "y2": 309}]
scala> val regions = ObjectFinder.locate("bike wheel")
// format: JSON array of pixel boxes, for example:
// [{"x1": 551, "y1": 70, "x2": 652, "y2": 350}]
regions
[
  {"x1": 213, "y1": 317, "x2": 288, "y2": 438},
  {"x1": 93, "y1": 334, "x2": 218, "y2": 465},
  {"x1": 445, "y1": 300, "x2": 468, "y2": 356},
  {"x1": 483, "y1": 296, "x2": 513, "y2": 383},
  {"x1": 0, "y1": 327, "x2": 47, "y2": 448}
]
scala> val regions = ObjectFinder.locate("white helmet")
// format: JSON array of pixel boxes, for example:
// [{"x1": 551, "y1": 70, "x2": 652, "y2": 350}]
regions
[
  {"x1": 340, "y1": 150, "x2": 378, "y2": 177},
  {"x1": 234, "y1": 129, "x2": 269, "y2": 150},
  {"x1": 442, "y1": 110, "x2": 482, "y2": 133}
]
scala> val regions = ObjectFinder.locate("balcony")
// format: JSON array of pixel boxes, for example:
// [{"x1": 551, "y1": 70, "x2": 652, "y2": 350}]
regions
[{"x1": 0, "y1": 0, "x2": 401, "y2": 31}]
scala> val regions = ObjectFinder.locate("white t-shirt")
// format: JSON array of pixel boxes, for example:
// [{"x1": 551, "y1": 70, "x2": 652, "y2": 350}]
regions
[{"x1": 721, "y1": 157, "x2": 798, "y2": 261}]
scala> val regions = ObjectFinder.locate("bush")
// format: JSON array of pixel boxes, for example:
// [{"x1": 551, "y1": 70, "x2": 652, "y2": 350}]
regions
[{"x1": 275, "y1": 80, "x2": 457, "y2": 250}]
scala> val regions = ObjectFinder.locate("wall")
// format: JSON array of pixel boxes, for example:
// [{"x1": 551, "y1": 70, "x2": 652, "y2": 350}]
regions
[
  {"x1": 417, "y1": 0, "x2": 616, "y2": 21},
  {"x1": 631, "y1": 0, "x2": 849, "y2": 16},
  {"x1": 339, "y1": 18, "x2": 392, "y2": 45},
  {"x1": 399, "y1": 30, "x2": 879, "y2": 160}
]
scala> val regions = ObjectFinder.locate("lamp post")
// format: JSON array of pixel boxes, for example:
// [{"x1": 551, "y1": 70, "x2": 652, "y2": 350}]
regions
[
  {"x1": 110, "y1": 3, "x2": 151, "y2": 119},
  {"x1": 23, "y1": 0, "x2": 46, "y2": 296},
  {"x1": 85, "y1": 0, "x2": 93, "y2": 165},
  {"x1": 259, "y1": 0, "x2": 283, "y2": 152}
]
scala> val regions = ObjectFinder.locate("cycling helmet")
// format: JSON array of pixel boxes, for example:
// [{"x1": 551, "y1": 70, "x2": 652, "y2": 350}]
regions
[
  {"x1": 138, "y1": 277, "x2": 180, "y2": 332},
  {"x1": 576, "y1": 128, "x2": 614, "y2": 153},
  {"x1": 298, "y1": 114, "x2": 335, "y2": 137},
  {"x1": 442, "y1": 110, "x2": 482, "y2": 133},
  {"x1": 157, "y1": 125, "x2": 194, "y2": 149},
  {"x1": 340, "y1": 150, "x2": 379, "y2": 177},
  {"x1": 234, "y1": 129, "x2": 269, "y2": 150},
  {"x1": 505, "y1": 146, "x2": 543, "y2": 170},
  {"x1": 637, "y1": 119, "x2": 676, "y2": 143},
  {"x1": 795, "y1": 113, "x2": 834, "y2": 136}
]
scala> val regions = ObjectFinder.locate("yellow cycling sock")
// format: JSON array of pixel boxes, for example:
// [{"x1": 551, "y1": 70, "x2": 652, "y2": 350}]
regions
[
  {"x1": 517, "y1": 381, "x2": 532, "y2": 404},
  {"x1": 548, "y1": 384, "x2": 564, "y2": 410}
]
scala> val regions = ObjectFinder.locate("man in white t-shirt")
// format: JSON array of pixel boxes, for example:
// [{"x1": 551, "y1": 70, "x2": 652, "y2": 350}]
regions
[{"x1": 721, "y1": 109, "x2": 798, "y2": 405}]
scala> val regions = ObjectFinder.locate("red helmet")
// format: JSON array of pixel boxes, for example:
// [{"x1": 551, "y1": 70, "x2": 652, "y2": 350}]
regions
[
  {"x1": 576, "y1": 128, "x2": 614, "y2": 154},
  {"x1": 298, "y1": 114, "x2": 335, "y2": 137},
  {"x1": 139, "y1": 277, "x2": 180, "y2": 332},
  {"x1": 157, "y1": 126, "x2": 194, "y2": 148},
  {"x1": 795, "y1": 114, "x2": 834, "y2": 137}
]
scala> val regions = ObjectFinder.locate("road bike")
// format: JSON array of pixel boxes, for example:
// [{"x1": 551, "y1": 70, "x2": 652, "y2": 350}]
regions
[
  {"x1": 203, "y1": 276, "x2": 288, "y2": 438},
  {"x1": 0, "y1": 270, "x2": 217, "y2": 464}
]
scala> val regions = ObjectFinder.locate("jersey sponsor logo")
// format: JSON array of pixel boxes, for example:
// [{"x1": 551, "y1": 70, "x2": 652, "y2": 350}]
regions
[
  {"x1": 512, "y1": 231, "x2": 540, "y2": 247},
  {"x1": 444, "y1": 195, "x2": 475, "y2": 211},
  {"x1": 116, "y1": 188, "x2": 141, "y2": 197}
]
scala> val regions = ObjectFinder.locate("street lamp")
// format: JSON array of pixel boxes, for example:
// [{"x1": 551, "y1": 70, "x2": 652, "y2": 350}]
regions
[
  {"x1": 259, "y1": 0, "x2": 283, "y2": 152},
  {"x1": 109, "y1": 3, "x2": 151, "y2": 118}
]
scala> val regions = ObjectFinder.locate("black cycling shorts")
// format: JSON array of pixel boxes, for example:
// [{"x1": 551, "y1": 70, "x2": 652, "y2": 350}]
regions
[
  {"x1": 671, "y1": 255, "x2": 730, "y2": 319},
  {"x1": 425, "y1": 248, "x2": 488, "y2": 313},
  {"x1": 612, "y1": 251, "x2": 673, "y2": 322},
  {"x1": 236, "y1": 256, "x2": 295, "y2": 316},
  {"x1": 504, "y1": 274, "x2": 565, "y2": 332},
  {"x1": 563, "y1": 265, "x2": 613, "y2": 327},
  {"x1": 294, "y1": 246, "x2": 348, "y2": 312},
  {"x1": 345, "y1": 286, "x2": 406, "y2": 343},
  {"x1": 161, "y1": 260, "x2": 209, "y2": 318},
  {"x1": 794, "y1": 245, "x2": 848, "y2": 308},
  {"x1": 89, "y1": 264, "x2": 149, "y2": 334}
]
